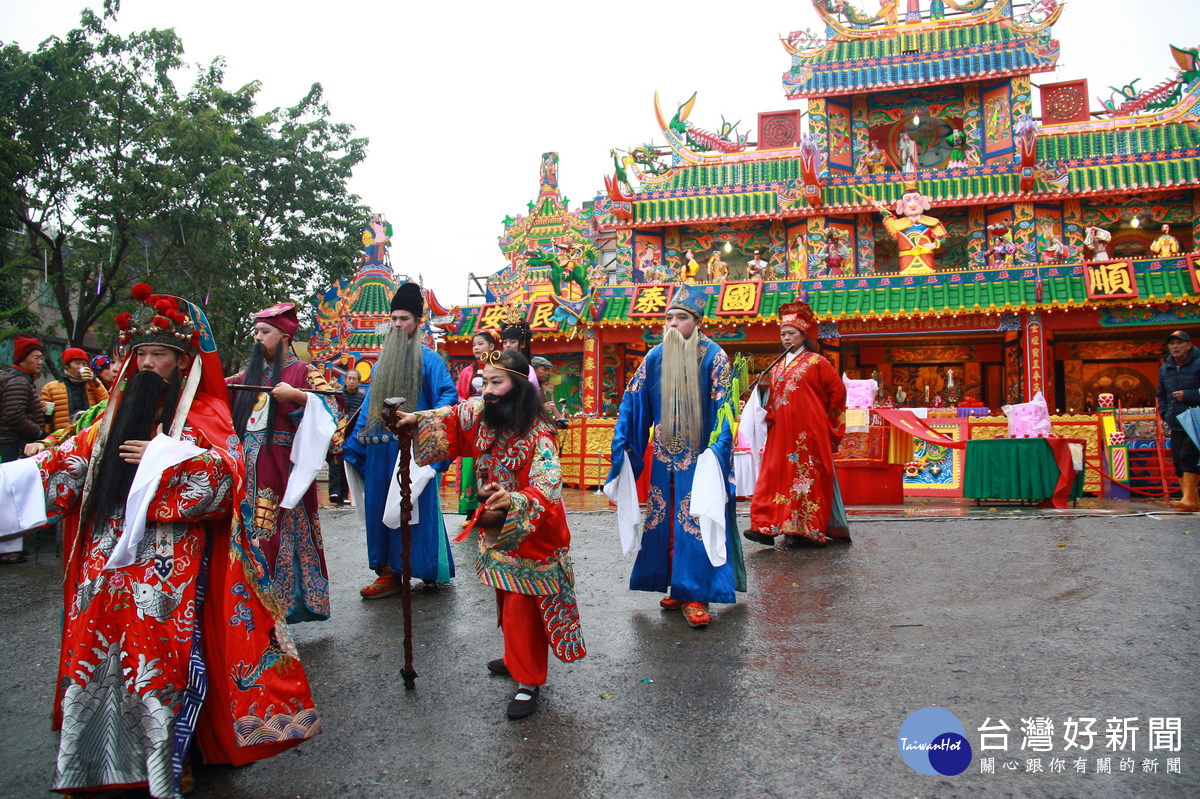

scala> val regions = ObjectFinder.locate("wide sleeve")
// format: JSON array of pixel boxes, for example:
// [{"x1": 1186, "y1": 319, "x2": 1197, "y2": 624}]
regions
[
  {"x1": 414, "y1": 400, "x2": 477, "y2": 466},
  {"x1": 819, "y1": 357, "x2": 848, "y2": 450},
  {"x1": 148, "y1": 443, "x2": 236, "y2": 523},
  {"x1": 495, "y1": 425, "x2": 562, "y2": 551},
  {"x1": 424, "y1": 350, "x2": 459, "y2": 411},
  {"x1": 36, "y1": 430, "x2": 93, "y2": 525},
  {"x1": 608, "y1": 356, "x2": 652, "y2": 482},
  {"x1": 705, "y1": 346, "x2": 735, "y2": 478}
]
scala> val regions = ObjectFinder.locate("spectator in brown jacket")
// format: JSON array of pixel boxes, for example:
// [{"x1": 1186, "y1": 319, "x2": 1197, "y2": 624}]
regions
[
  {"x1": 40, "y1": 347, "x2": 108, "y2": 435},
  {"x1": 0, "y1": 334, "x2": 45, "y2": 564}
]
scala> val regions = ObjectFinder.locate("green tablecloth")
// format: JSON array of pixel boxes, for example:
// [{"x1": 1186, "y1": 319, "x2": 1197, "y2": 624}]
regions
[{"x1": 964, "y1": 438, "x2": 1083, "y2": 503}]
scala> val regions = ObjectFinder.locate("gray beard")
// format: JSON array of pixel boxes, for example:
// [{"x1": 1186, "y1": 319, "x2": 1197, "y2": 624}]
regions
[
  {"x1": 658, "y1": 327, "x2": 704, "y2": 453},
  {"x1": 366, "y1": 327, "x2": 423, "y2": 433}
]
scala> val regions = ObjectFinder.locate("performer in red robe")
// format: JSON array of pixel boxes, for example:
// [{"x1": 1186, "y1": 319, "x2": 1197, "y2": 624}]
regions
[
  {"x1": 394, "y1": 349, "x2": 585, "y2": 720},
  {"x1": 0, "y1": 285, "x2": 319, "y2": 798},
  {"x1": 743, "y1": 302, "x2": 850, "y2": 548}
]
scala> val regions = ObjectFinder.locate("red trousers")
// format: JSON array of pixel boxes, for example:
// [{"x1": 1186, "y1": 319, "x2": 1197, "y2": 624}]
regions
[{"x1": 496, "y1": 590, "x2": 549, "y2": 686}]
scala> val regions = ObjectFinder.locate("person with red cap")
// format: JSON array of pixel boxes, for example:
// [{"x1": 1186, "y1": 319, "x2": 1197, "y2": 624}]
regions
[
  {"x1": 0, "y1": 334, "x2": 46, "y2": 563},
  {"x1": 39, "y1": 346, "x2": 109, "y2": 436},
  {"x1": 226, "y1": 301, "x2": 339, "y2": 622},
  {"x1": 0, "y1": 284, "x2": 320, "y2": 797},
  {"x1": 742, "y1": 301, "x2": 850, "y2": 548}
]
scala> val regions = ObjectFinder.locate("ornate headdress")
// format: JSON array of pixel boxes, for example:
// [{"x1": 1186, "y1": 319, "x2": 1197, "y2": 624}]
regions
[
  {"x1": 666, "y1": 284, "x2": 707, "y2": 319},
  {"x1": 777, "y1": 301, "x2": 818, "y2": 340},
  {"x1": 116, "y1": 283, "x2": 201, "y2": 354},
  {"x1": 252, "y1": 301, "x2": 300, "y2": 338}
]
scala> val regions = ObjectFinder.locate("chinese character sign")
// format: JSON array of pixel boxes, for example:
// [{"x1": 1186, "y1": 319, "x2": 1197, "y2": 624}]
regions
[
  {"x1": 630, "y1": 285, "x2": 674, "y2": 317},
  {"x1": 716, "y1": 281, "x2": 762, "y2": 316},
  {"x1": 1083, "y1": 260, "x2": 1138, "y2": 301}
]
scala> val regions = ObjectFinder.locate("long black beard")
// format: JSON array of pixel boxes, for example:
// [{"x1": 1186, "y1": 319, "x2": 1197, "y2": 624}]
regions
[
  {"x1": 91, "y1": 368, "x2": 180, "y2": 524},
  {"x1": 231, "y1": 342, "x2": 276, "y2": 444},
  {"x1": 480, "y1": 378, "x2": 544, "y2": 440}
]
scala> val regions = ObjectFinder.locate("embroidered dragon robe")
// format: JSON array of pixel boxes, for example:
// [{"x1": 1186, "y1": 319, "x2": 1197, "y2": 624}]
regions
[{"x1": 36, "y1": 399, "x2": 318, "y2": 798}]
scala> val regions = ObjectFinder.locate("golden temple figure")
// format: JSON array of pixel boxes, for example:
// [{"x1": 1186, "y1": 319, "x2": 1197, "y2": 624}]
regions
[
  {"x1": 706, "y1": 250, "x2": 730, "y2": 282},
  {"x1": 1151, "y1": 224, "x2": 1181, "y2": 257},
  {"x1": 681, "y1": 250, "x2": 701, "y2": 284}
]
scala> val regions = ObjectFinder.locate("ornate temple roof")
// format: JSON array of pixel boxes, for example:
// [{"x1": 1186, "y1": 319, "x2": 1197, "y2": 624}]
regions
[{"x1": 785, "y1": 23, "x2": 1058, "y2": 99}]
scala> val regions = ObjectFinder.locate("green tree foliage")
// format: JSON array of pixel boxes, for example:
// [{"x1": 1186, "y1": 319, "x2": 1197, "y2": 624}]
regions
[{"x1": 0, "y1": 3, "x2": 368, "y2": 365}]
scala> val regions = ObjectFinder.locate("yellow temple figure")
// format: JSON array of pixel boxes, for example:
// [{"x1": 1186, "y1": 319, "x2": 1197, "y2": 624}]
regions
[
  {"x1": 706, "y1": 250, "x2": 730, "y2": 282},
  {"x1": 878, "y1": 181, "x2": 947, "y2": 276},
  {"x1": 878, "y1": 0, "x2": 899, "y2": 25},
  {"x1": 1151, "y1": 224, "x2": 1181, "y2": 257},
  {"x1": 681, "y1": 250, "x2": 701, "y2": 284},
  {"x1": 861, "y1": 140, "x2": 890, "y2": 175}
]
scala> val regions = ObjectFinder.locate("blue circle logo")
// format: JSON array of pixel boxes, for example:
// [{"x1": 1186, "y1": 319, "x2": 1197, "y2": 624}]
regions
[{"x1": 898, "y1": 707, "x2": 973, "y2": 775}]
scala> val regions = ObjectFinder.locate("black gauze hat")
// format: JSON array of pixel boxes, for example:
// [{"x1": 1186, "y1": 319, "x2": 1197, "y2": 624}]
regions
[{"x1": 391, "y1": 282, "x2": 424, "y2": 316}]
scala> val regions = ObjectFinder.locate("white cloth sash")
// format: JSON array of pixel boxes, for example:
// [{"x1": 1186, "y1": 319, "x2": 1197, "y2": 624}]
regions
[
  {"x1": 382, "y1": 443, "x2": 435, "y2": 528},
  {"x1": 280, "y1": 393, "x2": 338, "y2": 509},
  {"x1": 691, "y1": 448, "x2": 728, "y2": 568},
  {"x1": 105, "y1": 434, "x2": 203, "y2": 570},
  {"x1": 0, "y1": 458, "x2": 48, "y2": 540},
  {"x1": 602, "y1": 450, "x2": 642, "y2": 558}
]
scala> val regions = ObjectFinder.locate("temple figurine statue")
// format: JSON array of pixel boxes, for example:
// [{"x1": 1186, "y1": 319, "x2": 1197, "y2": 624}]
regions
[{"x1": 872, "y1": 181, "x2": 947, "y2": 275}]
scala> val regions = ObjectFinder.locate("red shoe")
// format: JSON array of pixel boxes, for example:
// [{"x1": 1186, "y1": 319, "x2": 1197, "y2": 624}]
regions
[
  {"x1": 681, "y1": 602, "x2": 710, "y2": 628},
  {"x1": 659, "y1": 596, "x2": 682, "y2": 610},
  {"x1": 360, "y1": 571, "x2": 403, "y2": 600}
]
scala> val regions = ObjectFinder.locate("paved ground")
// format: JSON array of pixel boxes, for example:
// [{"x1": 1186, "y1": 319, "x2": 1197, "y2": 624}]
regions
[{"x1": 1, "y1": 496, "x2": 1197, "y2": 798}]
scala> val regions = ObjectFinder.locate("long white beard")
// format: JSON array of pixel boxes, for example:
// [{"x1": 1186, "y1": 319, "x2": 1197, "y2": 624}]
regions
[{"x1": 658, "y1": 327, "x2": 704, "y2": 453}]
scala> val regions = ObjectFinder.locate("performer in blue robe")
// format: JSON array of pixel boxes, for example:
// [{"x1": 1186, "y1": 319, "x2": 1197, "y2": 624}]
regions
[
  {"x1": 343, "y1": 283, "x2": 458, "y2": 597},
  {"x1": 607, "y1": 285, "x2": 746, "y2": 628}
]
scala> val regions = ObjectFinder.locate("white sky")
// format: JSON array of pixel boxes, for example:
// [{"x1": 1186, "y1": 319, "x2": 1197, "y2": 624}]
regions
[{"x1": 4, "y1": 0, "x2": 1197, "y2": 306}]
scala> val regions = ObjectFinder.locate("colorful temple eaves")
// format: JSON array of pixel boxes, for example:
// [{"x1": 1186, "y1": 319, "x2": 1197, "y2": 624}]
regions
[
  {"x1": 784, "y1": 22, "x2": 1058, "y2": 98},
  {"x1": 444, "y1": 257, "x2": 1194, "y2": 337}
]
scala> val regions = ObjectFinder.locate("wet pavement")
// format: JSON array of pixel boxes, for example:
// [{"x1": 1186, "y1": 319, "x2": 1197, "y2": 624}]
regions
[{"x1": 1, "y1": 493, "x2": 1197, "y2": 798}]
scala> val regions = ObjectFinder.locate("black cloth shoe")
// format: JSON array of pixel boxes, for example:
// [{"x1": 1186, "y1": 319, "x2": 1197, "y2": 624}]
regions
[
  {"x1": 506, "y1": 686, "x2": 540, "y2": 719},
  {"x1": 487, "y1": 658, "x2": 510, "y2": 677},
  {"x1": 786, "y1": 535, "x2": 825, "y2": 549},
  {"x1": 743, "y1": 530, "x2": 776, "y2": 546}
]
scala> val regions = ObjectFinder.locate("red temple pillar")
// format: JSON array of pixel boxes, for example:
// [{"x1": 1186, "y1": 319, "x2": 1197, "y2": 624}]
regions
[
  {"x1": 1022, "y1": 312, "x2": 1052, "y2": 404},
  {"x1": 581, "y1": 329, "x2": 601, "y2": 414}
]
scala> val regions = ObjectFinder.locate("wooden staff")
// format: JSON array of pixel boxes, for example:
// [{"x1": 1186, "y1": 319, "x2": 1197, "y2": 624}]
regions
[
  {"x1": 381, "y1": 396, "x2": 418, "y2": 690},
  {"x1": 226, "y1": 383, "x2": 342, "y2": 396}
]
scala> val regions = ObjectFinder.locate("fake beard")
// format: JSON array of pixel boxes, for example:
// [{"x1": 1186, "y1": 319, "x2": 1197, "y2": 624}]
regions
[
  {"x1": 658, "y1": 326, "x2": 704, "y2": 454},
  {"x1": 481, "y1": 391, "x2": 516, "y2": 432},
  {"x1": 90, "y1": 368, "x2": 180, "y2": 523},
  {"x1": 231, "y1": 341, "x2": 273, "y2": 440},
  {"x1": 366, "y1": 326, "x2": 424, "y2": 432}
]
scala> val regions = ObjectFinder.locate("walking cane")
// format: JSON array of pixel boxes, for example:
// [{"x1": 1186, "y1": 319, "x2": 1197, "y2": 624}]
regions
[{"x1": 381, "y1": 397, "x2": 418, "y2": 690}]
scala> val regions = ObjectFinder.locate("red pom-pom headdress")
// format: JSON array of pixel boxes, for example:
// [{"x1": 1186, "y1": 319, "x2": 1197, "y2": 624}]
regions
[{"x1": 117, "y1": 283, "x2": 199, "y2": 354}]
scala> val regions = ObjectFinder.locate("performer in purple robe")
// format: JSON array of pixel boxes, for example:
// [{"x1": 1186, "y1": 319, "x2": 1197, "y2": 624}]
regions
[{"x1": 227, "y1": 302, "x2": 338, "y2": 622}]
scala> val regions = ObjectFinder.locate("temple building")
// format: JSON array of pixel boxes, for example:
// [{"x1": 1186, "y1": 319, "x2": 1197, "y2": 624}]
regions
[{"x1": 320, "y1": 0, "x2": 1200, "y2": 497}]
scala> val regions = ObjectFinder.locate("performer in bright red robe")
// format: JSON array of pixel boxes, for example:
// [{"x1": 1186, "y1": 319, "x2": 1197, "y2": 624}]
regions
[
  {"x1": 1, "y1": 285, "x2": 319, "y2": 798},
  {"x1": 744, "y1": 302, "x2": 850, "y2": 547},
  {"x1": 398, "y1": 349, "x2": 585, "y2": 720}
]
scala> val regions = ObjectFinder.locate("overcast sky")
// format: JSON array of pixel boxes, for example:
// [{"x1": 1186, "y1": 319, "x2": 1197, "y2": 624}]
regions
[{"x1": 5, "y1": 0, "x2": 1197, "y2": 305}]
